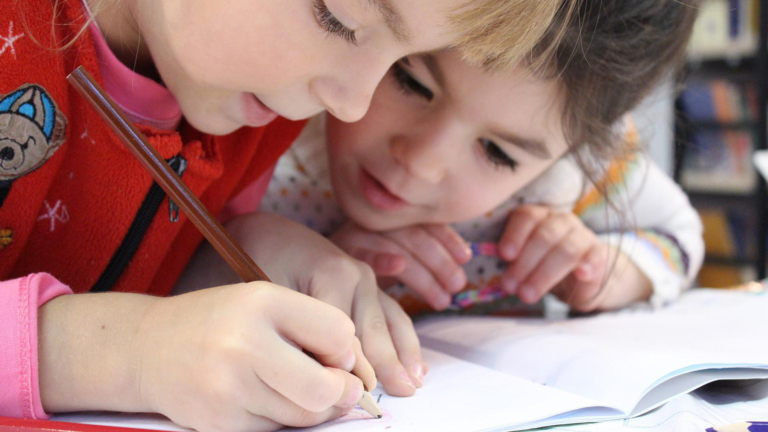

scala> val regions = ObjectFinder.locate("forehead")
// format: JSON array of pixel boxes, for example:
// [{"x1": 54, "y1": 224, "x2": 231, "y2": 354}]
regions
[
  {"x1": 435, "y1": 51, "x2": 568, "y2": 150},
  {"x1": 370, "y1": 0, "x2": 469, "y2": 50}
]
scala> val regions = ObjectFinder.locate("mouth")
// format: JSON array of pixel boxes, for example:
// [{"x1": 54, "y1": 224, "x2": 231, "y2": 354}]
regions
[
  {"x1": 358, "y1": 168, "x2": 410, "y2": 211},
  {"x1": 241, "y1": 93, "x2": 279, "y2": 127}
]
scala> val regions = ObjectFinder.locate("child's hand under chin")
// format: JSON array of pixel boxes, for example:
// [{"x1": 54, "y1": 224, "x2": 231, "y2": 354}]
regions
[
  {"x1": 331, "y1": 222, "x2": 472, "y2": 311},
  {"x1": 499, "y1": 205, "x2": 652, "y2": 312}
]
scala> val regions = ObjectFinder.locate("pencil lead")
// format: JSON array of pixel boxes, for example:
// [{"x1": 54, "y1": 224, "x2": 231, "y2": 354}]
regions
[{"x1": 377, "y1": 415, "x2": 382, "y2": 419}]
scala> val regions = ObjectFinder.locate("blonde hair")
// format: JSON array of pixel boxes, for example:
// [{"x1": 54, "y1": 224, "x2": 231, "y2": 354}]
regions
[
  {"x1": 450, "y1": 0, "x2": 579, "y2": 71},
  {"x1": 20, "y1": 0, "x2": 112, "y2": 50}
]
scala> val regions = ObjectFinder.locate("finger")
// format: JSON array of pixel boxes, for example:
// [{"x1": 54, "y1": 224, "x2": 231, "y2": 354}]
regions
[
  {"x1": 574, "y1": 244, "x2": 610, "y2": 282},
  {"x1": 565, "y1": 246, "x2": 611, "y2": 311},
  {"x1": 517, "y1": 229, "x2": 592, "y2": 304},
  {"x1": 266, "y1": 287, "x2": 358, "y2": 370},
  {"x1": 385, "y1": 228, "x2": 467, "y2": 294},
  {"x1": 499, "y1": 206, "x2": 551, "y2": 261},
  {"x1": 378, "y1": 290, "x2": 426, "y2": 388},
  {"x1": 352, "y1": 249, "x2": 407, "y2": 277},
  {"x1": 246, "y1": 373, "x2": 355, "y2": 428},
  {"x1": 256, "y1": 332, "x2": 358, "y2": 413},
  {"x1": 395, "y1": 254, "x2": 452, "y2": 310},
  {"x1": 555, "y1": 274, "x2": 606, "y2": 313},
  {"x1": 353, "y1": 271, "x2": 417, "y2": 397},
  {"x1": 504, "y1": 213, "x2": 573, "y2": 297},
  {"x1": 350, "y1": 336, "x2": 377, "y2": 392},
  {"x1": 423, "y1": 224, "x2": 472, "y2": 264}
]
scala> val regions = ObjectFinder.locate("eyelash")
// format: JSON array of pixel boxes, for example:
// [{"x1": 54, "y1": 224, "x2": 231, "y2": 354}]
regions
[
  {"x1": 391, "y1": 62, "x2": 434, "y2": 101},
  {"x1": 313, "y1": 0, "x2": 357, "y2": 45},
  {"x1": 480, "y1": 139, "x2": 518, "y2": 171}
]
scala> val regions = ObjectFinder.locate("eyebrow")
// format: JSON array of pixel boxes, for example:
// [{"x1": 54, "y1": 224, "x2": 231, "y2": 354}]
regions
[
  {"x1": 494, "y1": 132, "x2": 552, "y2": 159},
  {"x1": 365, "y1": 0, "x2": 411, "y2": 44}
]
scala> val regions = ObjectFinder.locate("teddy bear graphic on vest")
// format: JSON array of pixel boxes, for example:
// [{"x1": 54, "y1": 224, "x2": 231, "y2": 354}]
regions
[{"x1": 0, "y1": 84, "x2": 67, "y2": 207}]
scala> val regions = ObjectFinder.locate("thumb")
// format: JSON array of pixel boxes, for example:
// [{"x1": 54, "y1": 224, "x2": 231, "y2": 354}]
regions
[{"x1": 352, "y1": 249, "x2": 407, "y2": 276}]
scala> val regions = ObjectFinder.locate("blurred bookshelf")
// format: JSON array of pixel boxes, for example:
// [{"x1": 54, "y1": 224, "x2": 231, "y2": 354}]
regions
[{"x1": 674, "y1": 0, "x2": 767, "y2": 287}]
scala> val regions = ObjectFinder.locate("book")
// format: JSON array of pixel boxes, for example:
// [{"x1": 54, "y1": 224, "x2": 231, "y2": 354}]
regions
[{"x1": 51, "y1": 288, "x2": 768, "y2": 432}]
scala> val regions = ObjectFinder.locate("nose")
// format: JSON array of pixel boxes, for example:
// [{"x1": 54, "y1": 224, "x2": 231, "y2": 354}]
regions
[
  {"x1": 310, "y1": 57, "x2": 391, "y2": 123},
  {"x1": 389, "y1": 128, "x2": 451, "y2": 185}
]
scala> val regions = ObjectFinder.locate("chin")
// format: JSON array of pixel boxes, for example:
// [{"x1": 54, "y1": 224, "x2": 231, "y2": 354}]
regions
[
  {"x1": 345, "y1": 205, "x2": 408, "y2": 233},
  {"x1": 180, "y1": 105, "x2": 243, "y2": 136}
]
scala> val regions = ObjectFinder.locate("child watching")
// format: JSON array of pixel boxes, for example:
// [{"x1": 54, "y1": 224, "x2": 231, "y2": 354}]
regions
[
  {"x1": 218, "y1": 0, "x2": 704, "y2": 317},
  {"x1": 0, "y1": 0, "x2": 574, "y2": 430}
]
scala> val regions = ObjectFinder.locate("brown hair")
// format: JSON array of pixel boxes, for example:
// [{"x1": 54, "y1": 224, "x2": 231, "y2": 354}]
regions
[
  {"x1": 529, "y1": 0, "x2": 700, "y2": 305},
  {"x1": 534, "y1": 0, "x2": 699, "y2": 166}
]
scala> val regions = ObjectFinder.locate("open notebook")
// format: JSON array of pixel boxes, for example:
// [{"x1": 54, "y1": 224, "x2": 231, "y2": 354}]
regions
[{"x1": 53, "y1": 288, "x2": 768, "y2": 432}]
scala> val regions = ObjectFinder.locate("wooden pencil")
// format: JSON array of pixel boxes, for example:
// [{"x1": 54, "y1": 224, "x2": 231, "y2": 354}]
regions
[{"x1": 66, "y1": 65, "x2": 382, "y2": 420}]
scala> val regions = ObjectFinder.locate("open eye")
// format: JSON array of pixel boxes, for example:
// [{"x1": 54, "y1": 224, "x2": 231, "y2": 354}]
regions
[
  {"x1": 313, "y1": 0, "x2": 357, "y2": 45},
  {"x1": 480, "y1": 139, "x2": 518, "y2": 171},
  {"x1": 391, "y1": 62, "x2": 434, "y2": 101}
]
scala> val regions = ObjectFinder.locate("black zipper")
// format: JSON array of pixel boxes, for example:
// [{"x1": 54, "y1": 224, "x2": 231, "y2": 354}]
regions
[{"x1": 91, "y1": 155, "x2": 188, "y2": 293}]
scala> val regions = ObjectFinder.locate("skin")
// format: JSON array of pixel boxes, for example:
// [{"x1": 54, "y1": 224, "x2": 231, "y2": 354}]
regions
[
  {"x1": 326, "y1": 50, "x2": 652, "y2": 311},
  {"x1": 91, "y1": 0, "x2": 469, "y2": 134},
  {"x1": 39, "y1": 0, "x2": 480, "y2": 429}
]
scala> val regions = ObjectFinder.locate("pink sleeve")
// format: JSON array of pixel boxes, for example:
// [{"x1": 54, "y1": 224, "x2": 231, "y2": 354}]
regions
[
  {"x1": 218, "y1": 166, "x2": 276, "y2": 224},
  {"x1": 0, "y1": 273, "x2": 73, "y2": 419}
]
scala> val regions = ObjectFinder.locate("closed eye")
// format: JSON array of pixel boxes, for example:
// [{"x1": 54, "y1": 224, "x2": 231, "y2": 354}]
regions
[
  {"x1": 480, "y1": 139, "x2": 518, "y2": 171},
  {"x1": 391, "y1": 62, "x2": 434, "y2": 101},
  {"x1": 313, "y1": 0, "x2": 357, "y2": 45}
]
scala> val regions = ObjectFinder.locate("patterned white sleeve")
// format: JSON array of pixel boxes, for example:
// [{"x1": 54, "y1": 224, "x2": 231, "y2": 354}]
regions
[{"x1": 574, "y1": 152, "x2": 705, "y2": 306}]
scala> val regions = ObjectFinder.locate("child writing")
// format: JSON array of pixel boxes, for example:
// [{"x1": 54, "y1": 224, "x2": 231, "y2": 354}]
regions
[
  {"x1": 0, "y1": 0, "x2": 575, "y2": 430},
  {"x1": 183, "y1": 0, "x2": 704, "y2": 322}
]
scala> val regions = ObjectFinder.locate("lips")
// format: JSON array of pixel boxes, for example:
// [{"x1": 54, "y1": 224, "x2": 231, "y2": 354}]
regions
[
  {"x1": 241, "y1": 93, "x2": 278, "y2": 127},
  {"x1": 358, "y1": 168, "x2": 410, "y2": 211}
]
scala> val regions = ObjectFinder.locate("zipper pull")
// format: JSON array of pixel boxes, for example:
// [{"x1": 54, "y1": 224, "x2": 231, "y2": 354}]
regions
[{"x1": 167, "y1": 155, "x2": 188, "y2": 222}]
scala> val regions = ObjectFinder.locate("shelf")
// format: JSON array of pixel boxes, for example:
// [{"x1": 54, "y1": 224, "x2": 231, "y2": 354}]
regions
[
  {"x1": 685, "y1": 57, "x2": 759, "y2": 80},
  {"x1": 704, "y1": 255, "x2": 757, "y2": 267},
  {"x1": 685, "y1": 191, "x2": 757, "y2": 207},
  {"x1": 685, "y1": 120, "x2": 757, "y2": 130}
]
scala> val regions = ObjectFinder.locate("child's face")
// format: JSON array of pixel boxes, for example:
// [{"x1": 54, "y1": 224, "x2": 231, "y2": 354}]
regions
[
  {"x1": 138, "y1": 0, "x2": 467, "y2": 135},
  {"x1": 326, "y1": 51, "x2": 570, "y2": 231}
]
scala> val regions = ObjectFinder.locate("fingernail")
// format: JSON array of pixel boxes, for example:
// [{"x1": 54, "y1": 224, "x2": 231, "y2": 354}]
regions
[
  {"x1": 398, "y1": 370, "x2": 417, "y2": 390},
  {"x1": 339, "y1": 407, "x2": 354, "y2": 418},
  {"x1": 520, "y1": 285, "x2": 537, "y2": 303},
  {"x1": 341, "y1": 348, "x2": 356, "y2": 372},
  {"x1": 422, "y1": 361, "x2": 430, "y2": 375},
  {"x1": 503, "y1": 277, "x2": 517, "y2": 295},
  {"x1": 461, "y1": 243, "x2": 473, "y2": 261},
  {"x1": 449, "y1": 271, "x2": 467, "y2": 293},
  {"x1": 342, "y1": 383, "x2": 365, "y2": 408},
  {"x1": 502, "y1": 244, "x2": 516, "y2": 259},
  {"x1": 410, "y1": 363, "x2": 424, "y2": 388}
]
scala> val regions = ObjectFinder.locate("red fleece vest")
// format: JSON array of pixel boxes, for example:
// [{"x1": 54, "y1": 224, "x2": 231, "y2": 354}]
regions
[{"x1": 0, "y1": 0, "x2": 305, "y2": 296}]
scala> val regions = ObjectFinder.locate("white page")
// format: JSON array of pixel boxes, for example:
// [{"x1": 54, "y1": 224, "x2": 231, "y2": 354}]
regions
[
  {"x1": 542, "y1": 379, "x2": 768, "y2": 432},
  {"x1": 294, "y1": 349, "x2": 612, "y2": 432},
  {"x1": 417, "y1": 289, "x2": 768, "y2": 412}
]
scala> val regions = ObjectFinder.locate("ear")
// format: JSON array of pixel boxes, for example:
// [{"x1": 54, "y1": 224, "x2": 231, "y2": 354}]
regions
[{"x1": 49, "y1": 111, "x2": 68, "y2": 148}]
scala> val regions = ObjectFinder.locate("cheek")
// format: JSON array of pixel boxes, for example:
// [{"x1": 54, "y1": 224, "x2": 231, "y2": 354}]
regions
[
  {"x1": 159, "y1": 1, "x2": 313, "y2": 91},
  {"x1": 440, "y1": 167, "x2": 530, "y2": 223}
]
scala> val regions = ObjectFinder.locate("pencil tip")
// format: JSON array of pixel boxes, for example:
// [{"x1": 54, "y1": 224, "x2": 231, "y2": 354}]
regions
[{"x1": 377, "y1": 415, "x2": 382, "y2": 419}]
